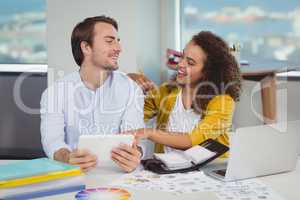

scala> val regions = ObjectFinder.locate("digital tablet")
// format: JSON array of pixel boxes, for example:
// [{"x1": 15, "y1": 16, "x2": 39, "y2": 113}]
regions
[{"x1": 78, "y1": 135, "x2": 134, "y2": 167}]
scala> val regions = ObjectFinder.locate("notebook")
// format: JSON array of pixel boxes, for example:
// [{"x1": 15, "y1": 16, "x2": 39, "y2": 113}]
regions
[{"x1": 154, "y1": 145, "x2": 216, "y2": 170}]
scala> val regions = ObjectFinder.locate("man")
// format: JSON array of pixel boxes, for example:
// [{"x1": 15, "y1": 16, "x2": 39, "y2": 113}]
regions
[{"x1": 40, "y1": 16, "x2": 145, "y2": 172}]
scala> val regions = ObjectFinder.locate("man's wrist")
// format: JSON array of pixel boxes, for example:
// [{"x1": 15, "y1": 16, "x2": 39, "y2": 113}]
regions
[{"x1": 53, "y1": 148, "x2": 71, "y2": 163}]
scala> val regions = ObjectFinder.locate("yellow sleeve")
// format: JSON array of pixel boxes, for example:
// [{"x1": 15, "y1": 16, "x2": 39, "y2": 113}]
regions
[
  {"x1": 189, "y1": 95, "x2": 234, "y2": 147},
  {"x1": 144, "y1": 89, "x2": 159, "y2": 122},
  {"x1": 144, "y1": 84, "x2": 169, "y2": 122}
]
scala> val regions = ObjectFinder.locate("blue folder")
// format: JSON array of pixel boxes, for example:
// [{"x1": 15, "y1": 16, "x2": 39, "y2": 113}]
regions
[{"x1": 0, "y1": 158, "x2": 79, "y2": 181}]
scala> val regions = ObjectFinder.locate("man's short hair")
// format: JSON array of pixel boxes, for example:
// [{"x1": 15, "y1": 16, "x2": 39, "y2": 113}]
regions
[{"x1": 71, "y1": 15, "x2": 118, "y2": 66}]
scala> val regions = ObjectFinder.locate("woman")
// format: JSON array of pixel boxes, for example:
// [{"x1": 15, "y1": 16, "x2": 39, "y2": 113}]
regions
[{"x1": 134, "y1": 31, "x2": 241, "y2": 156}]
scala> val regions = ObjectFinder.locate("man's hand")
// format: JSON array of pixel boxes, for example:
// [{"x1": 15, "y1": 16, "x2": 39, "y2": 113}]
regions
[
  {"x1": 53, "y1": 148, "x2": 71, "y2": 163},
  {"x1": 54, "y1": 148, "x2": 97, "y2": 172},
  {"x1": 68, "y1": 149, "x2": 98, "y2": 172},
  {"x1": 111, "y1": 142, "x2": 141, "y2": 172},
  {"x1": 127, "y1": 73, "x2": 157, "y2": 94}
]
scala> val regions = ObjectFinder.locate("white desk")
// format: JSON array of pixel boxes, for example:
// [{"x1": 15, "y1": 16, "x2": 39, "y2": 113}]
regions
[{"x1": 1, "y1": 158, "x2": 300, "y2": 200}]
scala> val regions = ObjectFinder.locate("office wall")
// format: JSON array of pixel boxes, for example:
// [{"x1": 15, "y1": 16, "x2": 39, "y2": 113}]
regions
[
  {"x1": 47, "y1": 0, "x2": 161, "y2": 83},
  {"x1": 233, "y1": 78, "x2": 300, "y2": 128},
  {"x1": 136, "y1": 0, "x2": 161, "y2": 84},
  {"x1": 160, "y1": 0, "x2": 180, "y2": 81}
]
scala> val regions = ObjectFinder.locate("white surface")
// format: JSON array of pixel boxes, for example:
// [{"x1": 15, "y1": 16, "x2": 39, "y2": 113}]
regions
[
  {"x1": 0, "y1": 158, "x2": 300, "y2": 200},
  {"x1": 224, "y1": 120, "x2": 300, "y2": 181},
  {"x1": 78, "y1": 135, "x2": 134, "y2": 167}
]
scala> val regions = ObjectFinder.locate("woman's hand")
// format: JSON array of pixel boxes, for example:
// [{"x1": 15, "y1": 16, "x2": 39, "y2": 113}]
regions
[
  {"x1": 127, "y1": 73, "x2": 157, "y2": 94},
  {"x1": 135, "y1": 128, "x2": 152, "y2": 140},
  {"x1": 122, "y1": 128, "x2": 152, "y2": 141}
]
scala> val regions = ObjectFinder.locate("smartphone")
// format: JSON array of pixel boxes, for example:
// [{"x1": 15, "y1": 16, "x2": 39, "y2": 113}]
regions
[{"x1": 167, "y1": 48, "x2": 182, "y2": 66}]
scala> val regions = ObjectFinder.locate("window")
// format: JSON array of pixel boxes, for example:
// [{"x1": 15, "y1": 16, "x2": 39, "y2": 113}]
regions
[
  {"x1": 181, "y1": 0, "x2": 300, "y2": 65},
  {"x1": 0, "y1": 0, "x2": 46, "y2": 64}
]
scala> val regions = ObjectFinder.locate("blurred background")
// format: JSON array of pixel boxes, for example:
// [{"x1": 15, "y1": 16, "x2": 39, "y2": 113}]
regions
[{"x1": 0, "y1": 0, "x2": 299, "y2": 159}]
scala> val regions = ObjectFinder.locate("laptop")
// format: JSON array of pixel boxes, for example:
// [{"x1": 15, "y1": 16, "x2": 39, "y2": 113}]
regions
[{"x1": 204, "y1": 120, "x2": 300, "y2": 181}]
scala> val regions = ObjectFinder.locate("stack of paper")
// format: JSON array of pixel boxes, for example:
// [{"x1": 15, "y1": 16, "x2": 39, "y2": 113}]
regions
[{"x1": 0, "y1": 158, "x2": 85, "y2": 199}]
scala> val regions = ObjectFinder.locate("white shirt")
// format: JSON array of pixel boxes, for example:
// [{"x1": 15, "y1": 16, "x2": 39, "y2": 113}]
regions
[
  {"x1": 40, "y1": 71, "x2": 145, "y2": 159},
  {"x1": 165, "y1": 90, "x2": 201, "y2": 153}
]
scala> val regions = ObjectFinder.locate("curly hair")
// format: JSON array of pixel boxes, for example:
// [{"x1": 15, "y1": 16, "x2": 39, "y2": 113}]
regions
[
  {"x1": 169, "y1": 31, "x2": 242, "y2": 114},
  {"x1": 191, "y1": 31, "x2": 242, "y2": 113}
]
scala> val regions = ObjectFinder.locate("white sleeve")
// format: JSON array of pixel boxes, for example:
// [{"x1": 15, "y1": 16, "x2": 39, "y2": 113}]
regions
[
  {"x1": 40, "y1": 86, "x2": 71, "y2": 159},
  {"x1": 120, "y1": 81, "x2": 147, "y2": 159},
  {"x1": 120, "y1": 82, "x2": 145, "y2": 132}
]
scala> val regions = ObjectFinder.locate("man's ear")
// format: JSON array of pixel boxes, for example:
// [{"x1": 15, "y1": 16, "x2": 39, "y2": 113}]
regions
[{"x1": 80, "y1": 41, "x2": 91, "y2": 56}]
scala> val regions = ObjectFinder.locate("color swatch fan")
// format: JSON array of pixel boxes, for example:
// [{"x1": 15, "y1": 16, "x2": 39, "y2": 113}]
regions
[{"x1": 75, "y1": 187, "x2": 131, "y2": 200}]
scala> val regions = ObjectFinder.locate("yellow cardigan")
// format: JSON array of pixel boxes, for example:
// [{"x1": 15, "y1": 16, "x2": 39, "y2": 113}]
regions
[{"x1": 144, "y1": 83, "x2": 235, "y2": 157}]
